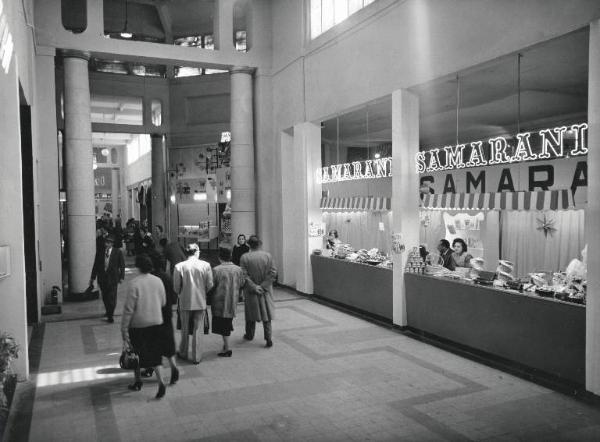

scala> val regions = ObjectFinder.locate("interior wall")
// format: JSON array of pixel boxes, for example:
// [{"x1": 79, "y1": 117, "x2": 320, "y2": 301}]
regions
[
  {"x1": 268, "y1": 0, "x2": 600, "y2": 293},
  {"x1": 169, "y1": 74, "x2": 230, "y2": 148},
  {"x1": 0, "y1": 0, "x2": 36, "y2": 379}
]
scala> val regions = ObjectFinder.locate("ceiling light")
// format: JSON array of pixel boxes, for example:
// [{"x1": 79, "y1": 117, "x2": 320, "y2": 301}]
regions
[
  {"x1": 193, "y1": 192, "x2": 207, "y2": 202},
  {"x1": 120, "y1": 32, "x2": 133, "y2": 39},
  {"x1": 101, "y1": 148, "x2": 109, "y2": 157},
  {"x1": 374, "y1": 153, "x2": 381, "y2": 159}
]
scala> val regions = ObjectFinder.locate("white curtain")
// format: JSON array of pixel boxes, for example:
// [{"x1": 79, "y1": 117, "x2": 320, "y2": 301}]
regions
[
  {"x1": 501, "y1": 210, "x2": 585, "y2": 278},
  {"x1": 322, "y1": 211, "x2": 393, "y2": 254}
]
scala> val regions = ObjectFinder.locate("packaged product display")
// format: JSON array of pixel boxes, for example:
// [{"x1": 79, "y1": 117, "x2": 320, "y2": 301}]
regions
[{"x1": 319, "y1": 244, "x2": 392, "y2": 269}]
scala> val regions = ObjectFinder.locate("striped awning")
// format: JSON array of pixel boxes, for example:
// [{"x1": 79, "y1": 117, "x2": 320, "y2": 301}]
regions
[
  {"x1": 320, "y1": 196, "x2": 391, "y2": 211},
  {"x1": 421, "y1": 190, "x2": 576, "y2": 211}
]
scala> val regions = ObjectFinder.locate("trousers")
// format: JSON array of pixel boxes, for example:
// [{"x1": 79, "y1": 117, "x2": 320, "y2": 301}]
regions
[
  {"x1": 245, "y1": 320, "x2": 272, "y2": 341},
  {"x1": 179, "y1": 309, "x2": 206, "y2": 363},
  {"x1": 101, "y1": 286, "x2": 118, "y2": 319}
]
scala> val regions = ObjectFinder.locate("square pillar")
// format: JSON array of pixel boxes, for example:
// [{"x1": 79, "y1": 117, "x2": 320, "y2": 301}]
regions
[
  {"x1": 287, "y1": 122, "x2": 322, "y2": 294},
  {"x1": 586, "y1": 19, "x2": 600, "y2": 395},
  {"x1": 214, "y1": 0, "x2": 234, "y2": 51},
  {"x1": 392, "y1": 89, "x2": 420, "y2": 326}
]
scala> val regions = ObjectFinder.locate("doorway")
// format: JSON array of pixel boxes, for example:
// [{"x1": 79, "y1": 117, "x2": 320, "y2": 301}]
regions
[{"x1": 20, "y1": 89, "x2": 38, "y2": 324}]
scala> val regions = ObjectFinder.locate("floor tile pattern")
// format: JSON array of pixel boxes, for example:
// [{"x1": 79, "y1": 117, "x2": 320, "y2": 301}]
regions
[{"x1": 13, "y1": 278, "x2": 600, "y2": 441}]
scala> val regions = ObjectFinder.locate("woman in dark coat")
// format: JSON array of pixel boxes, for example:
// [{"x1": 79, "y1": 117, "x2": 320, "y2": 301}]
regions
[{"x1": 232, "y1": 234, "x2": 250, "y2": 266}]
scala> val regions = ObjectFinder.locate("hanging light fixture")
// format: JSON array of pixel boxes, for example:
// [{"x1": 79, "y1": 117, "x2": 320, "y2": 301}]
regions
[
  {"x1": 455, "y1": 74, "x2": 460, "y2": 146},
  {"x1": 120, "y1": 0, "x2": 133, "y2": 38}
]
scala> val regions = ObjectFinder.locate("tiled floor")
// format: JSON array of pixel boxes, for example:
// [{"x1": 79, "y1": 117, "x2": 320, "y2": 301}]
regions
[{"x1": 8, "y1": 276, "x2": 600, "y2": 441}]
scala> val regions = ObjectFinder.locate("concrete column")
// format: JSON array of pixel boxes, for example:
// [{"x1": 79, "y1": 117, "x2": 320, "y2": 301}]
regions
[
  {"x1": 391, "y1": 89, "x2": 420, "y2": 326},
  {"x1": 586, "y1": 20, "x2": 600, "y2": 395},
  {"x1": 291, "y1": 122, "x2": 322, "y2": 294},
  {"x1": 214, "y1": 0, "x2": 234, "y2": 51},
  {"x1": 34, "y1": 47, "x2": 62, "y2": 307},
  {"x1": 151, "y1": 133, "x2": 166, "y2": 232},
  {"x1": 111, "y1": 168, "x2": 119, "y2": 219},
  {"x1": 230, "y1": 67, "x2": 256, "y2": 240},
  {"x1": 63, "y1": 51, "x2": 95, "y2": 295}
]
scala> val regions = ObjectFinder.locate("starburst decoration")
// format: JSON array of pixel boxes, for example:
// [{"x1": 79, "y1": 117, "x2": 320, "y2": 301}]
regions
[{"x1": 536, "y1": 214, "x2": 557, "y2": 238}]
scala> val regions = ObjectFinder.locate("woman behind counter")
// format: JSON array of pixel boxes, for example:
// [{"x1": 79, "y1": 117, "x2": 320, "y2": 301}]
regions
[{"x1": 452, "y1": 238, "x2": 473, "y2": 268}]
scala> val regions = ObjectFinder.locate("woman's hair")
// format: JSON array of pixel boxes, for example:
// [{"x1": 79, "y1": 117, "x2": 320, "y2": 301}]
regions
[
  {"x1": 452, "y1": 238, "x2": 468, "y2": 253},
  {"x1": 328, "y1": 230, "x2": 338, "y2": 238},
  {"x1": 135, "y1": 254, "x2": 154, "y2": 273}
]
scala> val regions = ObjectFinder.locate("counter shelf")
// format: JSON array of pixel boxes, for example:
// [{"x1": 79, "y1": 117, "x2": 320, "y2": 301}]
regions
[
  {"x1": 311, "y1": 254, "x2": 393, "y2": 322},
  {"x1": 404, "y1": 273, "x2": 585, "y2": 385}
]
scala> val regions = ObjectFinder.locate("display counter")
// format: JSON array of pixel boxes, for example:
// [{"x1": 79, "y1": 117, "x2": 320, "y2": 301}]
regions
[
  {"x1": 404, "y1": 273, "x2": 585, "y2": 385},
  {"x1": 311, "y1": 254, "x2": 392, "y2": 322}
]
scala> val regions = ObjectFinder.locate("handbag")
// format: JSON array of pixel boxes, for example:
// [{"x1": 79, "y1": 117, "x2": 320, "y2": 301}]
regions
[{"x1": 119, "y1": 346, "x2": 139, "y2": 370}]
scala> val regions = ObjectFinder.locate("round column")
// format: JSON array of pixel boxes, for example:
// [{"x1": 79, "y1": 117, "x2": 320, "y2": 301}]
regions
[
  {"x1": 229, "y1": 67, "x2": 256, "y2": 240},
  {"x1": 111, "y1": 168, "x2": 120, "y2": 220},
  {"x1": 151, "y1": 134, "x2": 166, "y2": 233},
  {"x1": 63, "y1": 51, "x2": 95, "y2": 295}
]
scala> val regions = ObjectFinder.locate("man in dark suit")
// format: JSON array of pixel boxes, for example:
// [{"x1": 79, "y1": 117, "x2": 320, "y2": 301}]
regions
[
  {"x1": 160, "y1": 238, "x2": 186, "y2": 276},
  {"x1": 437, "y1": 239, "x2": 456, "y2": 271},
  {"x1": 90, "y1": 235, "x2": 125, "y2": 323}
]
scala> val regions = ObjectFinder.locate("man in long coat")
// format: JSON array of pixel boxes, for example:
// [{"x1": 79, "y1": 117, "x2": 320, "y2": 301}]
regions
[{"x1": 241, "y1": 235, "x2": 277, "y2": 347}]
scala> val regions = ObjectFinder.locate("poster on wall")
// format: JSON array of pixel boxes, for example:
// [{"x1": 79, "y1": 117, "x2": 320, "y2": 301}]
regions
[
  {"x1": 216, "y1": 167, "x2": 231, "y2": 203},
  {"x1": 94, "y1": 168, "x2": 112, "y2": 194}
]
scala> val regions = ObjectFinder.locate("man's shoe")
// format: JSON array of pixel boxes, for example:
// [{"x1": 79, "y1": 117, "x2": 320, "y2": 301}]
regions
[
  {"x1": 156, "y1": 383, "x2": 166, "y2": 399},
  {"x1": 127, "y1": 381, "x2": 143, "y2": 391},
  {"x1": 243, "y1": 334, "x2": 253, "y2": 341},
  {"x1": 170, "y1": 367, "x2": 179, "y2": 385},
  {"x1": 107, "y1": 317, "x2": 114, "y2": 323},
  {"x1": 265, "y1": 340, "x2": 273, "y2": 348},
  {"x1": 217, "y1": 350, "x2": 233, "y2": 357}
]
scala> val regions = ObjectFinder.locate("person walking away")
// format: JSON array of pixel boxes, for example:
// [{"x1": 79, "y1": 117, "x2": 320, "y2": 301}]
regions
[
  {"x1": 173, "y1": 243, "x2": 214, "y2": 364},
  {"x1": 141, "y1": 254, "x2": 180, "y2": 384},
  {"x1": 232, "y1": 234, "x2": 250, "y2": 266},
  {"x1": 210, "y1": 247, "x2": 245, "y2": 357},
  {"x1": 90, "y1": 234, "x2": 125, "y2": 323},
  {"x1": 121, "y1": 254, "x2": 167, "y2": 399},
  {"x1": 160, "y1": 238, "x2": 186, "y2": 275},
  {"x1": 241, "y1": 235, "x2": 277, "y2": 348}
]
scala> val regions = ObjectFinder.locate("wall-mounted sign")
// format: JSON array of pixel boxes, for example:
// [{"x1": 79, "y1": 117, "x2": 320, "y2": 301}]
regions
[
  {"x1": 94, "y1": 168, "x2": 112, "y2": 193},
  {"x1": 316, "y1": 157, "x2": 392, "y2": 183},
  {"x1": 420, "y1": 156, "x2": 587, "y2": 205},
  {"x1": 416, "y1": 123, "x2": 587, "y2": 173}
]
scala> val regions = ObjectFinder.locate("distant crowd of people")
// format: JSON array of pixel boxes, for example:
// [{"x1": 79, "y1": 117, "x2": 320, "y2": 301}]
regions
[{"x1": 89, "y1": 220, "x2": 277, "y2": 400}]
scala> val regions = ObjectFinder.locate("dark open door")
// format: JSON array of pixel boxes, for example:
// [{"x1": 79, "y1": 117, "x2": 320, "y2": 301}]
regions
[{"x1": 20, "y1": 95, "x2": 38, "y2": 324}]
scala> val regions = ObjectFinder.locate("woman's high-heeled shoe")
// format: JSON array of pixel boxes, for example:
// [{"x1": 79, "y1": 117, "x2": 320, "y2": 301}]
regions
[
  {"x1": 128, "y1": 381, "x2": 143, "y2": 391},
  {"x1": 217, "y1": 350, "x2": 233, "y2": 357},
  {"x1": 170, "y1": 367, "x2": 179, "y2": 385},
  {"x1": 156, "y1": 383, "x2": 166, "y2": 399}
]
